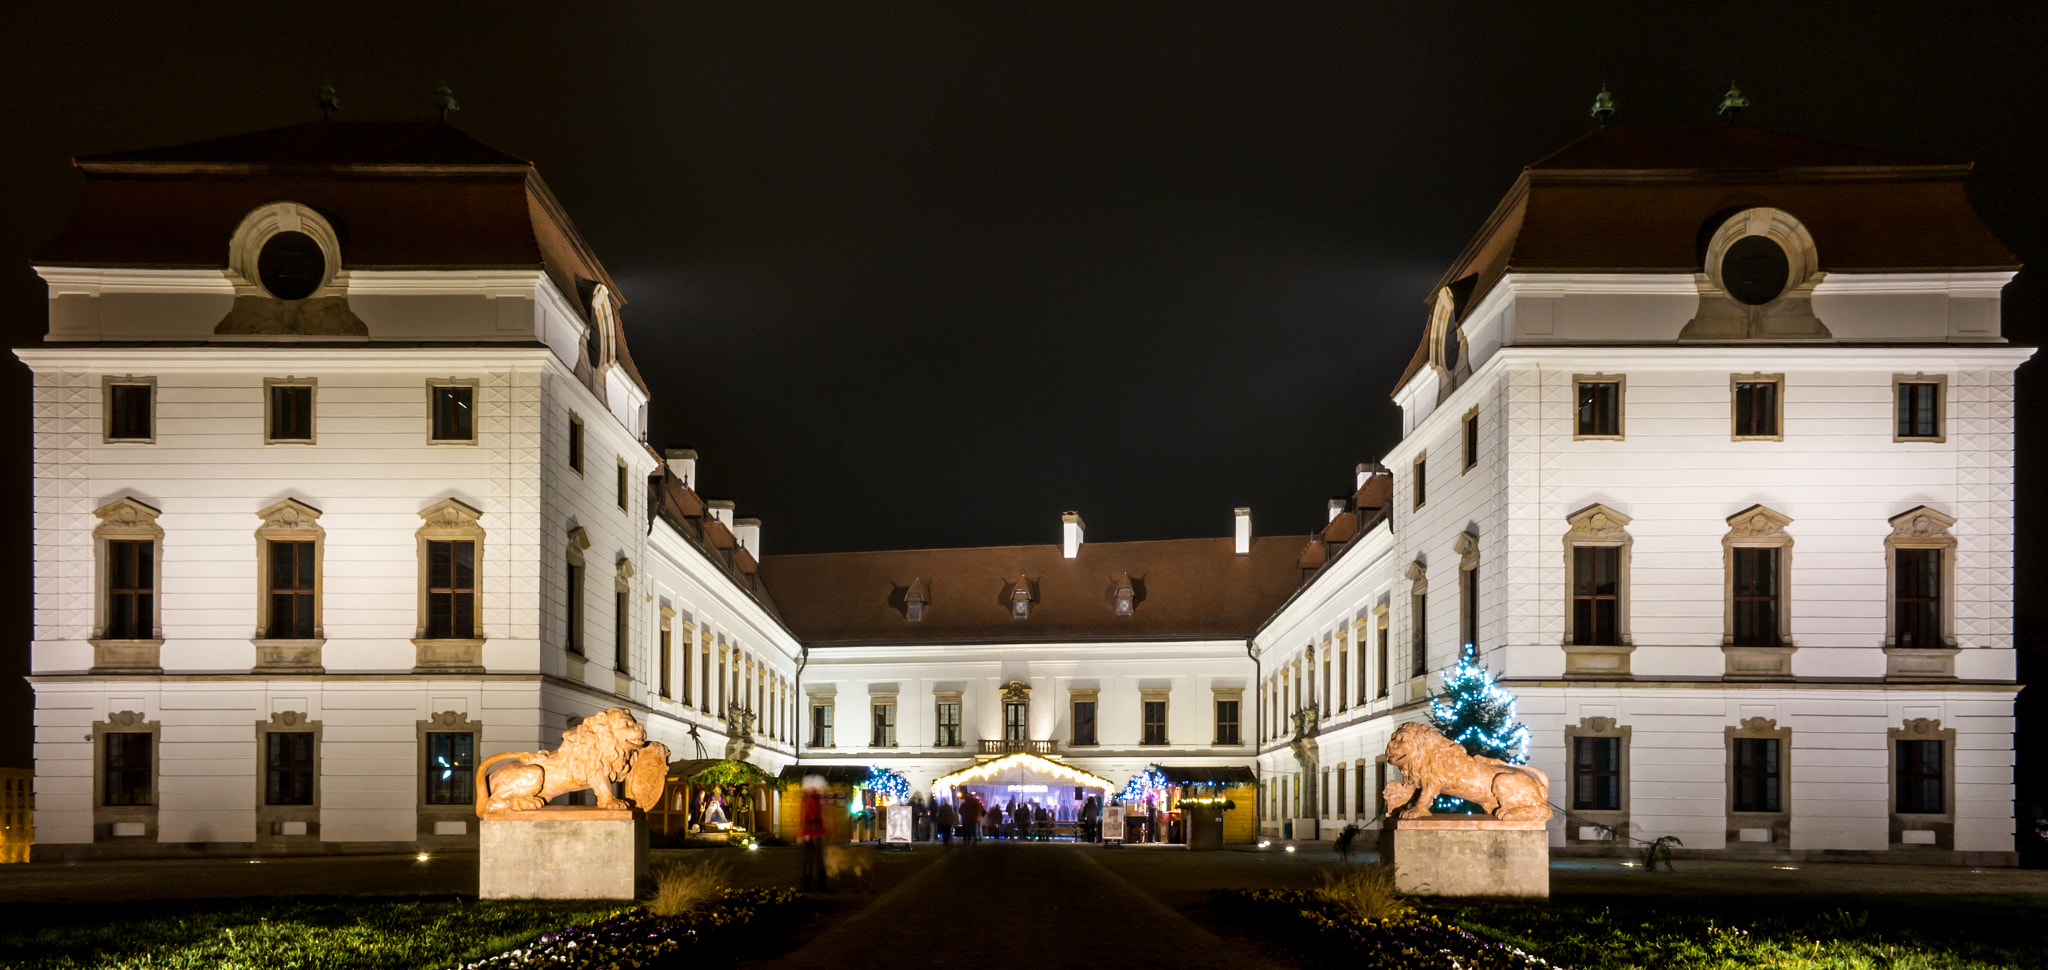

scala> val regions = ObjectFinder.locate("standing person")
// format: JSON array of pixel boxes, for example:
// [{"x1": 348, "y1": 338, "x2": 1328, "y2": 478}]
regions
[
  {"x1": 960, "y1": 791, "x2": 984, "y2": 845},
  {"x1": 935, "y1": 798, "x2": 957, "y2": 847},
  {"x1": 798, "y1": 775, "x2": 827, "y2": 892},
  {"x1": 988, "y1": 802, "x2": 1004, "y2": 840},
  {"x1": 1080, "y1": 795, "x2": 1101, "y2": 843}
]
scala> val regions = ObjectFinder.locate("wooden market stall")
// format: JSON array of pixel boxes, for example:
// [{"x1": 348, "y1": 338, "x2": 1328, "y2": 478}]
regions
[
  {"x1": 648, "y1": 758, "x2": 780, "y2": 841},
  {"x1": 775, "y1": 765, "x2": 873, "y2": 843}
]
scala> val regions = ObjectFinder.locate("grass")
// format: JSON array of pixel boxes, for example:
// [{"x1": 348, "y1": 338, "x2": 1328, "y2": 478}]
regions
[
  {"x1": 0, "y1": 895, "x2": 615, "y2": 970},
  {"x1": 645, "y1": 858, "x2": 730, "y2": 917},
  {"x1": 1314, "y1": 864, "x2": 1412, "y2": 923},
  {"x1": 1435, "y1": 893, "x2": 2048, "y2": 970}
]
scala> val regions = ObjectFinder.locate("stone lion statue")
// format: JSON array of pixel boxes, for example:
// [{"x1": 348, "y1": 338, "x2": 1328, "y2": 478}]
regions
[
  {"x1": 1380, "y1": 722, "x2": 1551, "y2": 821},
  {"x1": 475, "y1": 707, "x2": 672, "y2": 817}
]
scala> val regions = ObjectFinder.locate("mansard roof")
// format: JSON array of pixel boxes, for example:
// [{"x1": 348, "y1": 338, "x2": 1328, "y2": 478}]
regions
[
  {"x1": 760, "y1": 535, "x2": 1304, "y2": 646},
  {"x1": 1393, "y1": 125, "x2": 2019, "y2": 395},
  {"x1": 39, "y1": 119, "x2": 647, "y2": 393}
]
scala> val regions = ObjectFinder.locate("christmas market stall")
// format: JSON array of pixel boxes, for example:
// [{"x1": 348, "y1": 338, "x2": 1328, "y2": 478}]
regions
[
  {"x1": 930, "y1": 753, "x2": 1116, "y2": 841},
  {"x1": 1120, "y1": 764, "x2": 1257, "y2": 848},
  {"x1": 775, "y1": 765, "x2": 873, "y2": 843},
  {"x1": 647, "y1": 758, "x2": 782, "y2": 844}
]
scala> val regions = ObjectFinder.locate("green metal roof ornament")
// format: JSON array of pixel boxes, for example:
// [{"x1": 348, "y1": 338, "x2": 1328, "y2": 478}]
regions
[
  {"x1": 432, "y1": 81, "x2": 460, "y2": 121},
  {"x1": 1590, "y1": 85, "x2": 1616, "y2": 126},
  {"x1": 317, "y1": 80, "x2": 341, "y2": 122},
  {"x1": 1719, "y1": 82, "x2": 1750, "y2": 125}
]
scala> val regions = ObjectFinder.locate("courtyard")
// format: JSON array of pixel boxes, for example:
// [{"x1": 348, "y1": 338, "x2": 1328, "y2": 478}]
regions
[{"x1": 4, "y1": 844, "x2": 2046, "y2": 969}]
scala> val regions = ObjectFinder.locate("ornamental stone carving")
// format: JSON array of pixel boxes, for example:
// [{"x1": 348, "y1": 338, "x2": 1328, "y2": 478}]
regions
[
  {"x1": 1000, "y1": 680, "x2": 1032, "y2": 703},
  {"x1": 475, "y1": 708, "x2": 670, "y2": 819},
  {"x1": 1726, "y1": 505, "x2": 1793, "y2": 542},
  {"x1": 1379, "y1": 722, "x2": 1552, "y2": 822},
  {"x1": 1564, "y1": 504, "x2": 1632, "y2": 543}
]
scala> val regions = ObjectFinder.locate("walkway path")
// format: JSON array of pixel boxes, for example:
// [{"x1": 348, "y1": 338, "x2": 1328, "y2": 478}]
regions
[{"x1": 759, "y1": 844, "x2": 1281, "y2": 970}]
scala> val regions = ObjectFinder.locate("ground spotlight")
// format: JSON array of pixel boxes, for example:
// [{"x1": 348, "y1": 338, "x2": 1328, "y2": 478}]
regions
[{"x1": 417, "y1": 853, "x2": 431, "y2": 862}]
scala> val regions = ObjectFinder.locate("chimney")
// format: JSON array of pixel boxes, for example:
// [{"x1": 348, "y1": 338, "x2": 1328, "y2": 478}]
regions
[
  {"x1": 1233, "y1": 507, "x2": 1252, "y2": 555},
  {"x1": 1328, "y1": 498, "x2": 1347, "y2": 522},
  {"x1": 734, "y1": 517, "x2": 762, "y2": 557},
  {"x1": 1355, "y1": 462, "x2": 1373, "y2": 490},
  {"x1": 706, "y1": 499, "x2": 735, "y2": 528},
  {"x1": 1062, "y1": 511, "x2": 1085, "y2": 559},
  {"x1": 665, "y1": 449, "x2": 699, "y2": 490}
]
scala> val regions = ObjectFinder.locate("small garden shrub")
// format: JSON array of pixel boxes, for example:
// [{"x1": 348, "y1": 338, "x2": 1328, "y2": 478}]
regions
[
  {"x1": 452, "y1": 888, "x2": 800, "y2": 970},
  {"x1": 645, "y1": 858, "x2": 729, "y2": 917},
  {"x1": 1314, "y1": 864, "x2": 1410, "y2": 924}
]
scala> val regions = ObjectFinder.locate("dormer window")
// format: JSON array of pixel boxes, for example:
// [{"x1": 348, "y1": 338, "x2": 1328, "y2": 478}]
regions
[
  {"x1": 1114, "y1": 573, "x2": 1135, "y2": 616},
  {"x1": 905, "y1": 577, "x2": 928, "y2": 622},
  {"x1": 1010, "y1": 578, "x2": 1032, "y2": 619},
  {"x1": 257, "y1": 231, "x2": 326, "y2": 300}
]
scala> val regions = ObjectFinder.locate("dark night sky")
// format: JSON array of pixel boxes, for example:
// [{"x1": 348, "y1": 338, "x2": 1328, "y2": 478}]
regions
[{"x1": 1, "y1": 3, "x2": 2045, "y2": 772}]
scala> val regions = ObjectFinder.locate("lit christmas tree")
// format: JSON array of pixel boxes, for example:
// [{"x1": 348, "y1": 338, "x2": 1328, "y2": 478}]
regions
[{"x1": 1424, "y1": 643, "x2": 1532, "y2": 812}]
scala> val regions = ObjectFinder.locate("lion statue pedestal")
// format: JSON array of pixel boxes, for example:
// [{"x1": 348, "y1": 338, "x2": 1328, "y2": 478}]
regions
[
  {"x1": 475, "y1": 708, "x2": 672, "y2": 900},
  {"x1": 1377, "y1": 723, "x2": 1552, "y2": 897}
]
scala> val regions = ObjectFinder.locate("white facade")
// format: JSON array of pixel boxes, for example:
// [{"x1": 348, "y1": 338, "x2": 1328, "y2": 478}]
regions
[{"x1": 1252, "y1": 267, "x2": 2027, "y2": 863}]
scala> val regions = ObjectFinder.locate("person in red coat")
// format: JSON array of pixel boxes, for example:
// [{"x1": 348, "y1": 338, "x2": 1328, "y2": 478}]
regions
[
  {"x1": 959, "y1": 791, "x2": 985, "y2": 845},
  {"x1": 799, "y1": 775, "x2": 827, "y2": 891}
]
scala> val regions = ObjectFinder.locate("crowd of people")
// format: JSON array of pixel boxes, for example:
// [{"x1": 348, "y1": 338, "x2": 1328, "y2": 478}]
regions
[{"x1": 925, "y1": 790, "x2": 1106, "y2": 845}]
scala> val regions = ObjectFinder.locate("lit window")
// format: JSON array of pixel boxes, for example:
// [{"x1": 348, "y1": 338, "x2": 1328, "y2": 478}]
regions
[{"x1": 424, "y1": 732, "x2": 475, "y2": 805}]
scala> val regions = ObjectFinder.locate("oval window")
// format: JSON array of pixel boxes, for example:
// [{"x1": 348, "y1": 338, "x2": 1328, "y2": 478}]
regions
[
  {"x1": 1721, "y1": 235, "x2": 1790, "y2": 306},
  {"x1": 256, "y1": 231, "x2": 326, "y2": 300}
]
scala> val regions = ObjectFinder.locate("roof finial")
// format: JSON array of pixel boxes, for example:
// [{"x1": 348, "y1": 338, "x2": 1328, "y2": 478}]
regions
[
  {"x1": 1589, "y1": 85, "x2": 1616, "y2": 126},
  {"x1": 317, "y1": 79, "x2": 342, "y2": 122},
  {"x1": 432, "y1": 81, "x2": 460, "y2": 121},
  {"x1": 1718, "y1": 81, "x2": 1750, "y2": 125}
]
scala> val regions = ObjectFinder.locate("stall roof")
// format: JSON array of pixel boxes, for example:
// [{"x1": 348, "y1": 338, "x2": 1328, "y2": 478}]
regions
[
  {"x1": 1156, "y1": 765, "x2": 1257, "y2": 786},
  {"x1": 778, "y1": 765, "x2": 874, "y2": 785}
]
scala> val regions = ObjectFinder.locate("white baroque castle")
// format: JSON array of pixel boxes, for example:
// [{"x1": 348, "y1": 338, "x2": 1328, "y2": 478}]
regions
[{"x1": 22, "y1": 121, "x2": 2026, "y2": 864}]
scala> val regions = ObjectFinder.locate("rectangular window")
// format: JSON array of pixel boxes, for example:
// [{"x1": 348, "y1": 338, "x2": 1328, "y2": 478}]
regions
[
  {"x1": 424, "y1": 732, "x2": 475, "y2": 805},
  {"x1": 567, "y1": 416, "x2": 584, "y2": 473},
  {"x1": 1004, "y1": 701, "x2": 1028, "y2": 743},
  {"x1": 1376, "y1": 623, "x2": 1390, "y2": 699},
  {"x1": 1731, "y1": 737, "x2": 1781, "y2": 813},
  {"x1": 424, "y1": 540, "x2": 477, "y2": 639},
  {"x1": 1732, "y1": 377, "x2": 1780, "y2": 438},
  {"x1": 266, "y1": 539, "x2": 315, "y2": 639},
  {"x1": 1571, "y1": 546, "x2": 1621, "y2": 646},
  {"x1": 267, "y1": 383, "x2": 314, "y2": 442},
  {"x1": 1335, "y1": 764, "x2": 1346, "y2": 816},
  {"x1": 1374, "y1": 761, "x2": 1387, "y2": 819},
  {"x1": 658, "y1": 622, "x2": 672, "y2": 698},
  {"x1": 1576, "y1": 379, "x2": 1622, "y2": 437},
  {"x1": 565, "y1": 563, "x2": 584, "y2": 655},
  {"x1": 106, "y1": 539, "x2": 154, "y2": 640},
  {"x1": 1896, "y1": 740, "x2": 1944, "y2": 814},
  {"x1": 1895, "y1": 548, "x2": 1942, "y2": 648},
  {"x1": 1072, "y1": 701, "x2": 1096, "y2": 746},
  {"x1": 1896, "y1": 380, "x2": 1942, "y2": 440},
  {"x1": 1463, "y1": 409, "x2": 1479, "y2": 470},
  {"x1": 1731, "y1": 547, "x2": 1780, "y2": 647},
  {"x1": 810, "y1": 704, "x2": 834, "y2": 748},
  {"x1": 613, "y1": 589, "x2": 629, "y2": 672},
  {"x1": 264, "y1": 732, "x2": 315, "y2": 806},
  {"x1": 1142, "y1": 700, "x2": 1168, "y2": 745},
  {"x1": 429, "y1": 384, "x2": 475, "y2": 442},
  {"x1": 1215, "y1": 699, "x2": 1240, "y2": 745},
  {"x1": 616, "y1": 462, "x2": 630, "y2": 512},
  {"x1": 936, "y1": 701, "x2": 961, "y2": 747},
  {"x1": 872, "y1": 703, "x2": 896, "y2": 747},
  {"x1": 1572, "y1": 736, "x2": 1621, "y2": 811},
  {"x1": 1320, "y1": 655, "x2": 1331, "y2": 715},
  {"x1": 104, "y1": 732, "x2": 151, "y2": 806},
  {"x1": 1412, "y1": 455, "x2": 1427, "y2": 508},
  {"x1": 1411, "y1": 593, "x2": 1428, "y2": 678},
  {"x1": 107, "y1": 381, "x2": 153, "y2": 441}
]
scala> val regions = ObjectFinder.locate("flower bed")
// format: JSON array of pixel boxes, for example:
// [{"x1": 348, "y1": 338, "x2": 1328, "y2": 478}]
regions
[
  {"x1": 1224, "y1": 889, "x2": 1558, "y2": 970},
  {"x1": 449, "y1": 888, "x2": 801, "y2": 970}
]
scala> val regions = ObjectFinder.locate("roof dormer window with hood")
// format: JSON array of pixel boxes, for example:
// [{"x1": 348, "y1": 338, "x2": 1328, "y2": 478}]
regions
[{"x1": 218, "y1": 202, "x2": 368, "y2": 336}]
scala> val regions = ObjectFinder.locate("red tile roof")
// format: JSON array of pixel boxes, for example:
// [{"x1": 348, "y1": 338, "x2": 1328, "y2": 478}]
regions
[{"x1": 760, "y1": 536, "x2": 1307, "y2": 645}]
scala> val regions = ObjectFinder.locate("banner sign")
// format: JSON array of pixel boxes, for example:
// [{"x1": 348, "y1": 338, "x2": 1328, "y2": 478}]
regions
[{"x1": 1102, "y1": 803, "x2": 1126, "y2": 843}]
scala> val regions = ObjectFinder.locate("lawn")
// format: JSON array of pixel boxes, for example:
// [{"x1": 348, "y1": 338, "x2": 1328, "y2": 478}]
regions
[
  {"x1": 0, "y1": 895, "x2": 617, "y2": 970},
  {"x1": 1436, "y1": 893, "x2": 2048, "y2": 970}
]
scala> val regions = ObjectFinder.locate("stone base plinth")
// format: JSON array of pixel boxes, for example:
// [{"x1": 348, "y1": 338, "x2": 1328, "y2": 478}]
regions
[
  {"x1": 480, "y1": 809, "x2": 648, "y2": 900},
  {"x1": 1381, "y1": 815, "x2": 1549, "y2": 897}
]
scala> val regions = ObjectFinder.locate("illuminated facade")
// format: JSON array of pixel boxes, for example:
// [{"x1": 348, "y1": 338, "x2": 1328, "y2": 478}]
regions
[{"x1": 21, "y1": 122, "x2": 2027, "y2": 864}]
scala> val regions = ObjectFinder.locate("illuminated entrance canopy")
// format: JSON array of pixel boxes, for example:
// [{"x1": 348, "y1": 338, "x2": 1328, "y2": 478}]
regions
[{"x1": 929, "y1": 753, "x2": 1115, "y2": 796}]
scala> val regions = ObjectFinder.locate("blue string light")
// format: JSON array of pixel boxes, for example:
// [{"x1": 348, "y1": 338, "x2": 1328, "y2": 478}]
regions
[
  {"x1": 1120, "y1": 765, "x2": 1170, "y2": 802},
  {"x1": 1426, "y1": 643, "x2": 1531, "y2": 812},
  {"x1": 860, "y1": 765, "x2": 911, "y2": 801}
]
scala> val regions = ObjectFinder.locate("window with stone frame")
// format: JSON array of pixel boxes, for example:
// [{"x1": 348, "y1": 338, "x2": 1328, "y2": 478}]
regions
[
  {"x1": 266, "y1": 379, "x2": 315, "y2": 443},
  {"x1": 658, "y1": 609, "x2": 674, "y2": 699},
  {"x1": 415, "y1": 500, "x2": 486, "y2": 659},
  {"x1": 427, "y1": 381, "x2": 476, "y2": 443},
  {"x1": 266, "y1": 540, "x2": 316, "y2": 639},
  {"x1": 1730, "y1": 547, "x2": 1782, "y2": 646},
  {"x1": 1562, "y1": 504, "x2": 1632, "y2": 661},
  {"x1": 1725, "y1": 717, "x2": 1791, "y2": 842},
  {"x1": 94, "y1": 499, "x2": 164, "y2": 663},
  {"x1": 1215, "y1": 698, "x2": 1240, "y2": 745},
  {"x1": 1335, "y1": 763, "x2": 1346, "y2": 816},
  {"x1": 1456, "y1": 531, "x2": 1480, "y2": 650},
  {"x1": 1412, "y1": 453, "x2": 1427, "y2": 509},
  {"x1": 1888, "y1": 718, "x2": 1956, "y2": 848},
  {"x1": 424, "y1": 731, "x2": 475, "y2": 805},
  {"x1": 106, "y1": 539, "x2": 154, "y2": 640},
  {"x1": 1070, "y1": 695, "x2": 1097, "y2": 746},
  {"x1": 1893, "y1": 374, "x2": 1945, "y2": 441},
  {"x1": 1721, "y1": 506, "x2": 1795, "y2": 678},
  {"x1": 1574, "y1": 737, "x2": 1621, "y2": 811},
  {"x1": 1896, "y1": 739, "x2": 1944, "y2": 814},
  {"x1": 425, "y1": 540, "x2": 477, "y2": 639},
  {"x1": 936, "y1": 697, "x2": 962, "y2": 747},
  {"x1": 1375, "y1": 609, "x2": 1390, "y2": 699},
  {"x1": 1463, "y1": 406, "x2": 1480, "y2": 471},
  {"x1": 1731, "y1": 374, "x2": 1782, "y2": 440},
  {"x1": 1141, "y1": 696, "x2": 1169, "y2": 746},
  {"x1": 871, "y1": 701, "x2": 896, "y2": 747},
  {"x1": 567, "y1": 413, "x2": 584, "y2": 473},
  {"x1": 810, "y1": 701, "x2": 833, "y2": 748},
  {"x1": 1574, "y1": 375, "x2": 1624, "y2": 438},
  {"x1": 1885, "y1": 507, "x2": 1958, "y2": 660},
  {"x1": 1730, "y1": 737, "x2": 1781, "y2": 812}
]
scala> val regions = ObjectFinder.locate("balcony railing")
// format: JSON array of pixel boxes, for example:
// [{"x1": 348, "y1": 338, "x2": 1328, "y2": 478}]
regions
[{"x1": 979, "y1": 739, "x2": 1056, "y2": 756}]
